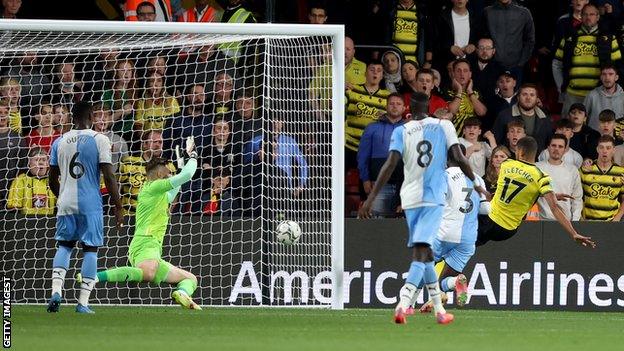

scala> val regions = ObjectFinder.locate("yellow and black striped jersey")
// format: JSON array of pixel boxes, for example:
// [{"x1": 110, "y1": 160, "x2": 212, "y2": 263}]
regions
[
  {"x1": 118, "y1": 155, "x2": 176, "y2": 215},
  {"x1": 490, "y1": 159, "x2": 553, "y2": 230},
  {"x1": 345, "y1": 84, "x2": 390, "y2": 152},
  {"x1": 392, "y1": 3, "x2": 418, "y2": 63},
  {"x1": 446, "y1": 90, "x2": 480, "y2": 135},
  {"x1": 555, "y1": 28, "x2": 622, "y2": 97},
  {"x1": 580, "y1": 163, "x2": 624, "y2": 220}
]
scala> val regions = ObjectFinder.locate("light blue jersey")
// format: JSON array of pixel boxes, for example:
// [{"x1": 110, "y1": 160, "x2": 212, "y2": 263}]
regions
[
  {"x1": 389, "y1": 117, "x2": 459, "y2": 209},
  {"x1": 433, "y1": 167, "x2": 490, "y2": 271},
  {"x1": 50, "y1": 130, "x2": 111, "y2": 247},
  {"x1": 50, "y1": 130, "x2": 112, "y2": 215}
]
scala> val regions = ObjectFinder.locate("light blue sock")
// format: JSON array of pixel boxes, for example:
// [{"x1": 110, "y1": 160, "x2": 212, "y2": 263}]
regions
[
  {"x1": 52, "y1": 245, "x2": 72, "y2": 270},
  {"x1": 423, "y1": 261, "x2": 438, "y2": 285},
  {"x1": 81, "y1": 252, "x2": 98, "y2": 280},
  {"x1": 440, "y1": 277, "x2": 453, "y2": 292},
  {"x1": 406, "y1": 261, "x2": 426, "y2": 286}
]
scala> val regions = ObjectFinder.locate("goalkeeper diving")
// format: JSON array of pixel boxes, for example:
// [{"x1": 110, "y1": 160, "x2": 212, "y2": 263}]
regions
[{"x1": 82, "y1": 136, "x2": 202, "y2": 310}]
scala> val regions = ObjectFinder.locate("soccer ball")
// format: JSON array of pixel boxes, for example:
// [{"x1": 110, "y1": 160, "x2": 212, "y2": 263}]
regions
[{"x1": 276, "y1": 220, "x2": 302, "y2": 245}]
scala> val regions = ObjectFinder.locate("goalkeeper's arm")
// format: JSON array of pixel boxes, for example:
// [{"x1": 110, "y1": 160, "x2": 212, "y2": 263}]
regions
[{"x1": 167, "y1": 157, "x2": 197, "y2": 203}]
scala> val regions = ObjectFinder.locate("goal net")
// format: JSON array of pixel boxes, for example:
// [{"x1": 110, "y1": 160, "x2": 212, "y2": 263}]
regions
[{"x1": 0, "y1": 20, "x2": 344, "y2": 308}]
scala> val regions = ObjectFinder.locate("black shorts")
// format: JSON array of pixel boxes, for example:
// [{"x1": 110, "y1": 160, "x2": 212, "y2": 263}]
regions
[{"x1": 476, "y1": 215, "x2": 519, "y2": 247}]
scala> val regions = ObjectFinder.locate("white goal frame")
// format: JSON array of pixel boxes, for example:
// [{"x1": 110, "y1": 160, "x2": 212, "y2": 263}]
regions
[{"x1": 0, "y1": 19, "x2": 345, "y2": 310}]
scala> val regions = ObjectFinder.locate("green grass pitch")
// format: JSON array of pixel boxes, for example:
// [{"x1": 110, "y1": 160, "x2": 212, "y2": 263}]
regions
[{"x1": 11, "y1": 306, "x2": 623, "y2": 351}]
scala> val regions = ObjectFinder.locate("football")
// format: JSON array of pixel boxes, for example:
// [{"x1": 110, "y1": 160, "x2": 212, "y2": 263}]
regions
[{"x1": 276, "y1": 220, "x2": 302, "y2": 245}]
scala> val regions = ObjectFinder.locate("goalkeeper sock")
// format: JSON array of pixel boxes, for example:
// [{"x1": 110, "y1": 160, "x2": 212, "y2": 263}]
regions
[
  {"x1": 440, "y1": 276, "x2": 457, "y2": 292},
  {"x1": 51, "y1": 245, "x2": 72, "y2": 297},
  {"x1": 97, "y1": 267, "x2": 144, "y2": 283},
  {"x1": 78, "y1": 252, "x2": 98, "y2": 306},
  {"x1": 177, "y1": 278, "x2": 197, "y2": 296},
  {"x1": 424, "y1": 261, "x2": 446, "y2": 315}
]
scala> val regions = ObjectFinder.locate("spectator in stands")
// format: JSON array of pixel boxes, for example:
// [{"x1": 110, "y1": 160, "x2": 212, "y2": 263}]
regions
[
  {"x1": 308, "y1": 1, "x2": 328, "y2": 24},
  {"x1": 26, "y1": 103, "x2": 60, "y2": 154},
  {"x1": 102, "y1": 59, "x2": 137, "y2": 137},
  {"x1": 471, "y1": 38, "x2": 505, "y2": 99},
  {"x1": 177, "y1": 0, "x2": 217, "y2": 22},
  {"x1": 208, "y1": 72, "x2": 236, "y2": 120},
  {"x1": 221, "y1": 0, "x2": 256, "y2": 24},
  {"x1": 345, "y1": 36, "x2": 366, "y2": 89},
  {"x1": 134, "y1": 71, "x2": 180, "y2": 132},
  {"x1": 404, "y1": 68, "x2": 452, "y2": 117},
  {"x1": 597, "y1": 109, "x2": 622, "y2": 145},
  {"x1": 1, "y1": 0, "x2": 21, "y2": 19},
  {"x1": 0, "y1": 77, "x2": 22, "y2": 135},
  {"x1": 385, "y1": 0, "x2": 422, "y2": 64},
  {"x1": 0, "y1": 99, "x2": 23, "y2": 209},
  {"x1": 201, "y1": 118, "x2": 238, "y2": 194},
  {"x1": 247, "y1": 118, "x2": 309, "y2": 199},
  {"x1": 615, "y1": 139, "x2": 624, "y2": 166},
  {"x1": 50, "y1": 61, "x2": 84, "y2": 109},
  {"x1": 553, "y1": 3, "x2": 622, "y2": 116},
  {"x1": 309, "y1": 43, "x2": 333, "y2": 117},
  {"x1": 580, "y1": 135, "x2": 624, "y2": 221},
  {"x1": 552, "y1": 0, "x2": 588, "y2": 55},
  {"x1": 232, "y1": 90, "x2": 261, "y2": 147},
  {"x1": 583, "y1": 64, "x2": 624, "y2": 133},
  {"x1": 178, "y1": 45, "x2": 235, "y2": 97},
  {"x1": 447, "y1": 59, "x2": 487, "y2": 134},
  {"x1": 201, "y1": 167, "x2": 240, "y2": 216},
  {"x1": 483, "y1": 71, "x2": 517, "y2": 132},
  {"x1": 52, "y1": 104, "x2": 71, "y2": 135},
  {"x1": 357, "y1": 93, "x2": 406, "y2": 217},
  {"x1": 568, "y1": 102, "x2": 600, "y2": 159},
  {"x1": 481, "y1": 0, "x2": 535, "y2": 81},
  {"x1": 7, "y1": 147, "x2": 56, "y2": 216},
  {"x1": 84, "y1": 48, "x2": 119, "y2": 96},
  {"x1": 536, "y1": 134, "x2": 583, "y2": 221},
  {"x1": 427, "y1": 0, "x2": 478, "y2": 82},
  {"x1": 484, "y1": 145, "x2": 512, "y2": 192},
  {"x1": 538, "y1": 119, "x2": 583, "y2": 168},
  {"x1": 129, "y1": 1, "x2": 172, "y2": 22},
  {"x1": 119, "y1": 130, "x2": 175, "y2": 214},
  {"x1": 381, "y1": 49, "x2": 403, "y2": 93},
  {"x1": 493, "y1": 83, "x2": 551, "y2": 152},
  {"x1": 92, "y1": 103, "x2": 129, "y2": 172},
  {"x1": 345, "y1": 60, "x2": 390, "y2": 166},
  {"x1": 7, "y1": 52, "x2": 52, "y2": 119},
  {"x1": 459, "y1": 117, "x2": 497, "y2": 177},
  {"x1": 164, "y1": 84, "x2": 211, "y2": 157},
  {"x1": 504, "y1": 120, "x2": 526, "y2": 159}
]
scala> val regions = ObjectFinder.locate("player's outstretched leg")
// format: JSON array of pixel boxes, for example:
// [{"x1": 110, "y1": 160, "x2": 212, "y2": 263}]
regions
[
  {"x1": 76, "y1": 247, "x2": 98, "y2": 314},
  {"x1": 47, "y1": 242, "x2": 73, "y2": 313},
  {"x1": 394, "y1": 261, "x2": 425, "y2": 324},
  {"x1": 96, "y1": 266, "x2": 144, "y2": 283},
  {"x1": 166, "y1": 266, "x2": 201, "y2": 311},
  {"x1": 423, "y1": 262, "x2": 454, "y2": 324},
  {"x1": 440, "y1": 274, "x2": 469, "y2": 307}
]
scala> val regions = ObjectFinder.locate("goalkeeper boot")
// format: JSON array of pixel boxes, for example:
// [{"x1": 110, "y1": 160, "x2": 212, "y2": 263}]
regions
[
  {"x1": 393, "y1": 307, "x2": 407, "y2": 324},
  {"x1": 75, "y1": 304, "x2": 95, "y2": 314},
  {"x1": 436, "y1": 312, "x2": 454, "y2": 325},
  {"x1": 172, "y1": 290, "x2": 202, "y2": 311},
  {"x1": 455, "y1": 274, "x2": 469, "y2": 307},
  {"x1": 47, "y1": 293, "x2": 61, "y2": 313}
]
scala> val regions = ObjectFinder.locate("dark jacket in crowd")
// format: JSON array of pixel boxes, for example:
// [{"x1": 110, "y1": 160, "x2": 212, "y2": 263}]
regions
[
  {"x1": 357, "y1": 114, "x2": 405, "y2": 185},
  {"x1": 570, "y1": 124, "x2": 601, "y2": 160},
  {"x1": 427, "y1": 7, "x2": 479, "y2": 73},
  {"x1": 493, "y1": 103, "x2": 552, "y2": 152},
  {"x1": 481, "y1": 1, "x2": 535, "y2": 69}
]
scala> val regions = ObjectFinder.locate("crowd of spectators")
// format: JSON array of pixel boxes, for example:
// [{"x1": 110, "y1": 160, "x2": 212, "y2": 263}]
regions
[{"x1": 1, "y1": 0, "x2": 624, "y2": 222}]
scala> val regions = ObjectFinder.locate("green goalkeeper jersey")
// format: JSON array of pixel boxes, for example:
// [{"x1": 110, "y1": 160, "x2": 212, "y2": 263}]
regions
[{"x1": 133, "y1": 158, "x2": 197, "y2": 246}]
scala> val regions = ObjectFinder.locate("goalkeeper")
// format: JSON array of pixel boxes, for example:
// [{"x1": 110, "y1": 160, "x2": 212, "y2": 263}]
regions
[{"x1": 85, "y1": 137, "x2": 201, "y2": 310}]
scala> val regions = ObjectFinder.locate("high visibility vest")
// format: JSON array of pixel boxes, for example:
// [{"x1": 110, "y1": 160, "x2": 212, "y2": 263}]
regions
[
  {"x1": 125, "y1": 0, "x2": 172, "y2": 22},
  {"x1": 177, "y1": 6, "x2": 218, "y2": 22},
  {"x1": 219, "y1": 8, "x2": 253, "y2": 60}
]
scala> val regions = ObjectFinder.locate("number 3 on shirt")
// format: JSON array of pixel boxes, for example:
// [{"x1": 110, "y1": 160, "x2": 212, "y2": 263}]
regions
[{"x1": 499, "y1": 177, "x2": 526, "y2": 203}]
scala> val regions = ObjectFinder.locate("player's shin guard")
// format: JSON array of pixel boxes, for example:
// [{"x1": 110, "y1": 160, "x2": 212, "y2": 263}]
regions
[
  {"x1": 424, "y1": 261, "x2": 446, "y2": 315},
  {"x1": 51, "y1": 245, "x2": 72, "y2": 297},
  {"x1": 397, "y1": 261, "x2": 425, "y2": 311},
  {"x1": 78, "y1": 251, "x2": 98, "y2": 307}
]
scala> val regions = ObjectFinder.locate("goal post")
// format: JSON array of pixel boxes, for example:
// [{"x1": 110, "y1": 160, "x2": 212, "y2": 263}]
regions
[{"x1": 0, "y1": 19, "x2": 344, "y2": 309}]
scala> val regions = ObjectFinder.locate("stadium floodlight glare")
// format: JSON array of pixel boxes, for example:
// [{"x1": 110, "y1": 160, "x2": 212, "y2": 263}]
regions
[{"x1": 0, "y1": 19, "x2": 344, "y2": 309}]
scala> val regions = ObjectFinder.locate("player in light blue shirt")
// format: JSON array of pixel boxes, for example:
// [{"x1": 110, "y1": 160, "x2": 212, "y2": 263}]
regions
[
  {"x1": 359, "y1": 92, "x2": 489, "y2": 325},
  {"x1": 47, "y1": 101, "x2": 123, "y2": 314}
]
